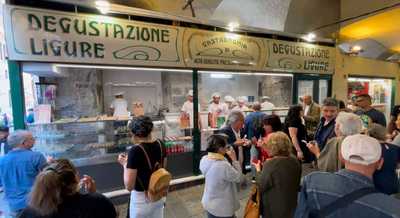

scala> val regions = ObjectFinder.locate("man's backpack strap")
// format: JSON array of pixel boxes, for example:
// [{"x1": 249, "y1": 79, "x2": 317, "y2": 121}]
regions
[{"x1": 309, "y1": 187, "x2": 378, "y2": 218}]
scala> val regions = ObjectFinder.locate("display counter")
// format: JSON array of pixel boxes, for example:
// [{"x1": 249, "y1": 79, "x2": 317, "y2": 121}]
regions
[{"x1": 27, "y1": 114, "x2": 195, "y2": 192}]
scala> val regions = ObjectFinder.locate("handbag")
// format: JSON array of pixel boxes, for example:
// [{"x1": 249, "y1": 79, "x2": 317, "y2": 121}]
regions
[{"x1": 244, "y1": 184, "x2": 260, "y2": 218}]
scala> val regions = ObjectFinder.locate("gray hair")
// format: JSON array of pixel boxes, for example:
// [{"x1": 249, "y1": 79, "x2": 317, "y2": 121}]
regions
[
  {"x1": 367, "y1": 123, "x2": 387, "y2": 141},
  {"x1": 7, "y1": 130, "x2": 32, "y2": 148},
  {"x1": 226, "y1": 110, "x2": 244, "y2": 126},
  {"x1": 322, "y1": 97, "x2": 338, "y2": 107},
  {"x1": 335, "y1": 112, "x2": 362, "y2": 136}
]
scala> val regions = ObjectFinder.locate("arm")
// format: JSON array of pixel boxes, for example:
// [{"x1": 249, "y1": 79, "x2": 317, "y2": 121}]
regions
[
  {"x1": 288, "y1": 127, "x2": 303, "y2": 156},
  {"x1": 118, "y1": 153, "x2": 137, "y2": 191},
  {"x1": 224, "y1": 148, "x2": 243, "y2": 183}
]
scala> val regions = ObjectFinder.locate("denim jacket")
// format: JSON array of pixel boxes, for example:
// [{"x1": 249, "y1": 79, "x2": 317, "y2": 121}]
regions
[{"x1": 295, "y1": 169, "x2": 400, "y2": 218}]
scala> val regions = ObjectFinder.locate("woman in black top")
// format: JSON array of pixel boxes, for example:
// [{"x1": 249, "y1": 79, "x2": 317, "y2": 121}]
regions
[
  {"x1": 118, "y1": 116, "x2": 167, "y2": 218},
  {"x1": 19, "y1": 159, "x2": 117, "y2": 218},
  {"x1": 284, "y1": 105, "x2": 313, "y2": 163}
]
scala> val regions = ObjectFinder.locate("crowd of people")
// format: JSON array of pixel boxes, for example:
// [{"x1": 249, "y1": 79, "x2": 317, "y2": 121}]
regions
[
  {"x1": 0, "y1": 93, "x2": 399, "y2": 218},
  {"x1": 201, "y1": 94, "x2": 400, "y2": 218}
]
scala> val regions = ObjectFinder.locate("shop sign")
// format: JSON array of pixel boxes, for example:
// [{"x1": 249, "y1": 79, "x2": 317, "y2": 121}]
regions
[
  {"x1": 4, "y1": 6, "x2": 183, "y2": 67},
  {"x1": 183, "y1": 29, "x2": 264, "y2": 70},
  {"x1": 264, "y1": 39, "x2": 335, "y2": 74}
]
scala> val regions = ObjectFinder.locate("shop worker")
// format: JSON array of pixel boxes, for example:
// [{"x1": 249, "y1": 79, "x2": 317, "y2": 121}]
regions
[
  {"x1": 295, "y1": 134, "x2": 400, "y2": 218},
  {"x1": 110, "y1": 92, "x2": 129, "y2": 117},
  {"x1": 181, "y1": 90, "x2": 201, "y2": 128},
  {"x1": 302, "y1": 95, "x2": 321, "y2": 139},
  {"x1": 314, "y1": 98, "x2": 338, "y2": 151},
  {"x1": 208, "y1": 92, "x2": 227, "y2": 128},
  {"x1": 260, "y1": 96, "x2": 275, "y2": 113},
  {"x1": 355, "y1": 94, "x2": 387, "y2": 127},
  {"x1": 0, "y1": 130, "x2": 48, "y2": 216},
  {"x1": 233, "y1": 96, "x2": 250, "y2": 112},
  {"x1": 223, "y1": 95, "x2": 236, "y2": 116}
]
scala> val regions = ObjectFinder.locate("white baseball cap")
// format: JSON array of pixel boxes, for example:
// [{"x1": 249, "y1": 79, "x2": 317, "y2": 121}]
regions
[
  {"x1": 187, "y1": 90, "x2": 193, "y2": 96},
  {"x1": 224, "y1": 96, "x2": 235, "y2": 102},
  {"x1": 341, "y1": 134, "x2": 382, "y2": 165},
  {"x1": 211, "y1": 92, "x2": 221, "y2": 98}
]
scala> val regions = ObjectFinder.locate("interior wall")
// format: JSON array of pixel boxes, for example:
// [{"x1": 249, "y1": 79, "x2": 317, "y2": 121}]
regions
[
  {"x1": 46, "y1": 68, "x2": 103, "y2": 118},
  {"x1": 101, "y1": 69, "x2": 163, "y2": 115},
  {"x1": 333, "y1": 48, "x2": 400, "y2": 105}
]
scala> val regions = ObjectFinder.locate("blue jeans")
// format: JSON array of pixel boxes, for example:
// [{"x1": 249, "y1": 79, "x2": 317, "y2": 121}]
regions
[{"x1": 207, "y1": 211, "x2": 234, "y2": 218}]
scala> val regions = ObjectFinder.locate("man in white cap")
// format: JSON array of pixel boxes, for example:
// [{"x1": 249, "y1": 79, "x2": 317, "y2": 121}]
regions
[
  {"x1": 233, "y1": 96, "x2": 249, "y2": 112},
  {"x1": 260, "y1": 96, "x2": 275, "y2": 114},
  {"x1": 208, "y1": 92, "x2": 227, "y2": 128},
  {"x1": 110, "y1": 92, "x2": 129, "y2": 117},
  {"x1": 181, "y1": 90, "x2": 201, "y2": 129},
  {"x1": 295, "y1": 134, "x2": 400, "y2": 218}
]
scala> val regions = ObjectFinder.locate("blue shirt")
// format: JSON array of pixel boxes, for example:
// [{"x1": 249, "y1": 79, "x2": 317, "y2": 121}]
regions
[
  {"x1": 295, "y1": 169, "x2": 400, "y2": 218},
  {"x1": 243, "y1": 111, "x2": 265, "y2": 140},
  {"x1": 0, "y1": 149, "x2": 47, "y2": 211},
  {"x1": 355, "y1": 108, "x2": 387, "y2": 127},
  {"x1": 314, "y1": 117, "x2": 336, "y2": 151}
]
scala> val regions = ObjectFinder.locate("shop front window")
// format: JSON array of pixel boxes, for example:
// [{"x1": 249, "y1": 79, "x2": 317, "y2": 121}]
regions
[
  {"x1": 24, "y1": 66, "x2": 195, "y2": 187},
  {"x1": 348, "y1": 77, "x2": 393, "y2": 120}
]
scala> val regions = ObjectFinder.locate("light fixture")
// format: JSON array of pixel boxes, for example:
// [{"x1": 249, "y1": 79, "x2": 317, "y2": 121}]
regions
[
  {"x1": 350, "y1": 45, "x2": 362, "y2": 53},
  {"x1": 95, "y1": 1, "x2": 110, "y2": 14},
  {"x1": 210, "y1": 74, "x2": 233, "y2": 79},
  {"x1": 199, "y1": 71, "x2": 293, "y2": 77},
  {"x1": 302, "y1": 33, "x2": 316, "y2": 42},
  {"x1": 54, "y1": 64, "x2": 193, "y2": 73},
  {"x1": 227, "y1": 22, "x2": 240, "y2": 32}
]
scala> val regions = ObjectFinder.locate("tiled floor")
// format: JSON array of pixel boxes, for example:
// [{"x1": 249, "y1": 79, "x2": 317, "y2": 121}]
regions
[{"x1": 117, "y1": 163, "x2": 316, "y2": 218}]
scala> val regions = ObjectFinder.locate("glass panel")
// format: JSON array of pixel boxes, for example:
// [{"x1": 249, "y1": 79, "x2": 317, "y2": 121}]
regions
[
  {"x1": 347, "y1": 78, "x2": 392, "y2": 121},
  {"x1": 25, "y1": 68, "x2": 194, "y2": 179},
  {"x1": 318, "y1": 80, "x2": 328, "y2": 104},
  {"x1": 297, "y1": 80, "x2": 314, "y2": 103}
]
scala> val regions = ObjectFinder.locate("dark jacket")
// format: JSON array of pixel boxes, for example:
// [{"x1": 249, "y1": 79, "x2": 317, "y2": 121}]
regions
[
  {"x1": 218, "y1": 126, "x2": 246, "y2": 171},
  {"x1": 256, "y1": 157, "x2": 301, "y2": 218},
  {"x1": 315, "y1": 117, "x2": 336, "y2": 151}
]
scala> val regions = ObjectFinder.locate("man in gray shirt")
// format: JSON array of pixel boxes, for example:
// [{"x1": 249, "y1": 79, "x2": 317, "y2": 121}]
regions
[{"x1": 354, "y1": 94, "x2": 386, "y2": 127}]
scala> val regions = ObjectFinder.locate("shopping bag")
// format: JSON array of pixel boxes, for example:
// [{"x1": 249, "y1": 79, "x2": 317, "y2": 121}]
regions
[
  {"x1": 244, "y1": 184, "x2": 260, "y2": 218},
  {"x1": 180, "y1": 113, "x2": 190, "y2": 129}
]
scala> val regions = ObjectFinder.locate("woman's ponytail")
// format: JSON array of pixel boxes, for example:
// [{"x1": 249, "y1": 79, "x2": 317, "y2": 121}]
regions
[
  {"x1": 29, "y1": 170, "x2": 62, "y2": 216},
  {"x1": 28, "y1": 159, "x2": 79, "y2": 216}
]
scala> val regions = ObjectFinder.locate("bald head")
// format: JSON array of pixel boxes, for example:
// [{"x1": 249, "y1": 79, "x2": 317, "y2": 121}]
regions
[{"x1": 303, "y1": 95, "x2": 312, "y2": 105}]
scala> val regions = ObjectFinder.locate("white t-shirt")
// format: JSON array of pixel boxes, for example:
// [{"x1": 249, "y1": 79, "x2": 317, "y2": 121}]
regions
[
  {"x1": 208, "y1": 102, "x2": 226, "y2": 118},
  {"x1": 181, "y1": 101, "x2": 200, "y2": 128},
  {"x1": 304, "y1": 104, "x2": 311, "y2": 116},
  {"x1": 110, "y1": 98, "x2": 129, "y2": 117}
]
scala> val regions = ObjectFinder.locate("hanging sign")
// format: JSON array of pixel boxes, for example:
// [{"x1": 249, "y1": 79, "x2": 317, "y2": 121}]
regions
[
  {"x1": 5, "y1": 5, "x2": 335, "y2": 74},
  {"x1": 183, "y1": 29, "x2": 264, "y2": 70},
  {"x1": 4, "y1": 6, "x2": 183, "y2": 67},
  {"x1": 264, "y1": 39, "x2": 335, "y2": 74}
]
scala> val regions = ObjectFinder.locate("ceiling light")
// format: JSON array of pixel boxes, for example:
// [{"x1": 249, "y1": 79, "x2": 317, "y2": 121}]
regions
[
  {"x1": 302, "y1": 33, "x2": 316, "y2": 42},
  {"x1": 54, "y1": 64, "x2": 192, "y2": 73},
  {"x1": 350, "y1": 45, "x2": 362, "y2": 53},
  {"x1": 95, "y1": 1, "x2": 110, "y2": 14},
  {"x1": 210, "y1": 74, "x2": 233, "y2": 79},
  {"x1": 227, "y1": 22, "x2": 240, "y2": 32}
]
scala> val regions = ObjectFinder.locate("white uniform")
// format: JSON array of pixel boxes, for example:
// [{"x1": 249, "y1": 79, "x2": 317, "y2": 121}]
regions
[
  {"x1": 232, "y1": 105, "x2": 250, "y2": 112},
  {"x1": 208, "y1": 103, "x2": 227, "y2": 117},
  {"x1": 111, "y1": 98, "x2": 129, "y2": 117},
  {"x1": 181, "y1": 101, "x2": 200, "y2": 128},
  {"x1": 261, "y1": 101, "x2": 275, "y2": 112}
]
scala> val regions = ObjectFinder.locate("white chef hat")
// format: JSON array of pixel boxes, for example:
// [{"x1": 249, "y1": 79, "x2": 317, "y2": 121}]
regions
[
  {"x1": 224, "y1": 96, "x2": 235, "y2": 102},
  {"x1": 237, "y1": 96, "x2": 247, "y2": 103},
  {"x1": 211, "y1": 92, "x2": 221, "y2": 98},
  {"x1": 261, "y1": 96, "x2": 271, "y2": 100},
  {"x1": 114, "y1": 92, "x2": 124, "y2": 96},
  {"x1": 187, "y1": 90, "x2": 193, "y2": 96}
]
